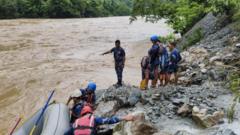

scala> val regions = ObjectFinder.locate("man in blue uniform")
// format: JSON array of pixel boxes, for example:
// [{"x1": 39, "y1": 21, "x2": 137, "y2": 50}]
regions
[
  {"x1": 102, "y1": 40, "x2": 126, "y2": 87},
  {"x1": 148, "y1": 35, "x2": 160, "y2": 88}
]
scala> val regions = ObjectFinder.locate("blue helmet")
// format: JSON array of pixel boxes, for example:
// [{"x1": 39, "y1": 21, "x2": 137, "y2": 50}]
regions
[
  {"x1": 87, "y1": 82, "x2": 96, "y2": 92},
  {"x1": 150, "y1": 35, "x2": 159, "y2": 42}
]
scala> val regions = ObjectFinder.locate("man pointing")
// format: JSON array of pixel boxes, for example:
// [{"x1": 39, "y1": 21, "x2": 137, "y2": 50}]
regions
[{"x1": 102, "y1": 40, "x2": 126, "y2": 87}]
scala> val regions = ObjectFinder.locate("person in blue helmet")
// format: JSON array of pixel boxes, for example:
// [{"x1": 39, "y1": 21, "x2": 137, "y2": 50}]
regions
[
  {"x1": 67, "y1": 82, "x2": 97, "y2": 123},
  {"x1": 148, "y1": 35, "x2": 160, "y2": 88},
  {"x1": 157, "y1": 40, "x2": 169, "y2": 86},
  {"x1": 167, "y1": 41, "x2": 182, "y2": 85},
  {"x1": 102, "y1": 40, "x2": 126, "y2": 87}
]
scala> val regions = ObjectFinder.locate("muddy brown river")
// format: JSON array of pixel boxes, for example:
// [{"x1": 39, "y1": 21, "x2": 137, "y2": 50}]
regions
[{"x1": 0, "y1": 17, "x2": 172, "y2": 134}]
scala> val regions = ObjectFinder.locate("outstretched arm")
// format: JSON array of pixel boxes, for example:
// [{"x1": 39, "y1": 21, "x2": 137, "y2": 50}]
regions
[
  {"x1": 102, "y1": 50, "x2": 112, "y2": 55},
  {"x1": 95, "y1": 114, "x2": 135, "y2": 125},
  {"x1": 66, "y1": 97, "x2": 72, "y2": 106}
]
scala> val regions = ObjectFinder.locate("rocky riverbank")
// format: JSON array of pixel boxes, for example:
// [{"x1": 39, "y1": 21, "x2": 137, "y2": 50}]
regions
[{"x1": 94, "y1": 13, "x2": 240, "y2": 135}]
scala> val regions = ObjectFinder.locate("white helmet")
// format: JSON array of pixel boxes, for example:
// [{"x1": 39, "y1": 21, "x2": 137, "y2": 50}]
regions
[{"x1": 71, "y1": 89, "x2": 82, "y2": 98}]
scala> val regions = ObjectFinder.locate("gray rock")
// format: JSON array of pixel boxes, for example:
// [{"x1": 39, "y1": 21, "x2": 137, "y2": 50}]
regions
[
  {"x1": 128, "y1": 90, "x2": 142, "y2": 106},
  {"x1": 201, "y1": 68, "x2": 208, "y2": 74},
  {"x1": 171, "y1": 98, "x2": 185, "y2": 105},
  {"x1": 177, "y1": 103, "x2": 191, "y2": 117},
  {"x1": 174, "y1": 130, "x2": 194, "y2": 135},
  {"x1": 236, "y1": 43, "x2": 240, "y2": 48},
  {"x1": 95, "y1": 101, "x2": 118, "y2": 117},
  {"x1": 210, "y1": 56, "x2": 221, "y2": 63},
  {"x1": 213, "y1": 129, "x2": 237, "y2": 135}
]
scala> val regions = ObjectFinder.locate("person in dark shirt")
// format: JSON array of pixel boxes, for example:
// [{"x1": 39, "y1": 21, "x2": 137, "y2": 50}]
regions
[
  {"x1": 102, "y1": 40, "x2": 126, "y2": 87},
  {"x1": 148, "y1": 35, "x2": 160, "y2": 88},
  {"x1": 168, "y1": 41, "x2": 182, "y2": 85}
]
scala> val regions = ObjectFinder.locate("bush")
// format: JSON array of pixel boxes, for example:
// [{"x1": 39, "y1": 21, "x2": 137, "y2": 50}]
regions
[
  {"x1": 159, "y1": 33, "x2": 176, "y2": 44},
  {"x1": 227, "y1": 72, "x2": 240, "y2": 123},
  {"x1": 181, "y1": 28, "x2": 203, "y2": 50},
  {"x1": 131, "y1": 0, "x2": 240, "y2": 34}
]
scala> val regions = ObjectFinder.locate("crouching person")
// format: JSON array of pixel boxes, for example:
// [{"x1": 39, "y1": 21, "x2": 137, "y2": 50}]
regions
[
  {"x1": 64, "y1": 105, "x2": 135, "y2": 135},
  {"x1": 67, "y1": 82, "x2": 97, "y2": 123}
]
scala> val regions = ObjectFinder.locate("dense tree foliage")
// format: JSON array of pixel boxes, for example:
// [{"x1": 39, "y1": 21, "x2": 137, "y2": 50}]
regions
[
  {"x1": 0, "y1": 0, "x2": 133, "y2": 19},
  {"x1": 131, "y1": 0, "x2": 240, "y2": 34}
]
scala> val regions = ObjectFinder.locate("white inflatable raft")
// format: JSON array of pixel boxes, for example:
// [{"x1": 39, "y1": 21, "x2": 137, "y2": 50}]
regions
[{"x1": 13, "y1": 103, "x2": 71, "y2": 135}]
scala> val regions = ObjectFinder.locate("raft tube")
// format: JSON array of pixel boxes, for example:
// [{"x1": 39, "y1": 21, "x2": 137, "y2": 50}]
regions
[{"x1": 13, "y1": 103, "x2": 71, "y2": 135}]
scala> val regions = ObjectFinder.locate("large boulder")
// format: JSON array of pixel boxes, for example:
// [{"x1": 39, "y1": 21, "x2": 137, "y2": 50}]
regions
[
  {"x1": 192, "y1": 106, "x2": 224, "y2": 128},
  {"x1": 95, "y1": 101, "x2": 118, "y2": 117},
  {"x1": 177, "y1": 103, "x2": 191, "y2": 117},
  {"x1": 98, "y1": 85, "x2": 142, "y2": 107},
  {"x1": 113, "y1": 111, "x2": 158, "y2": 135}
]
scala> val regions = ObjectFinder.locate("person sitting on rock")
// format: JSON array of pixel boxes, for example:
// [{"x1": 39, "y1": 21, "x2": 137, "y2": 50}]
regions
[
  {"x1": 64, "y1": 105, "x2": 135, "y2": 135},
  {"x1": 148, "y1": 35, "x2": 160, "y2": 88},
  {"x1": 66, "y1": 82, "x2": 97, "y2": 123},
  {"x1": 167, "y1": 41, "x2": 182, "y2": 85},
  {"x1": 157, "y1": 40, "x2": 169, "y2": 86},
  {"x1": 140, "y1": 55, "x2": 150, "y2": 90}
]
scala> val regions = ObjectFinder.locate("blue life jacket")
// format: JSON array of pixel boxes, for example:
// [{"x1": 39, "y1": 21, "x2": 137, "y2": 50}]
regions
[
  {"x1": 170, "y1": 48, "x2": 181, "y2": 64},
  {"x1": 159, "y1": 47, "x2": 169, "y2": 69}
]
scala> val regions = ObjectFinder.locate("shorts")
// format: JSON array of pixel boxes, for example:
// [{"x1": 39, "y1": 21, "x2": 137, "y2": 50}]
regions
[
  {"x1": 159, "y1": 65, "x2": 168, "y2": 74},
  {"x1": 168, "y1": 64, "x2": 178, "y2": 73}
]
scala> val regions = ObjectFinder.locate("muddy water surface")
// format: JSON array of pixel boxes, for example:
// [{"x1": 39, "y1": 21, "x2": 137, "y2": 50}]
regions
[{"x1": 0, "y1": 17, "x2": 172, "y2": 134}]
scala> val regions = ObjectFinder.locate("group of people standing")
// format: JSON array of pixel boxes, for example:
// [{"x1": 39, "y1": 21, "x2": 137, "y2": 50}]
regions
[{"x1": 141, "y1": 35, "x2": 182, "y2": 90}]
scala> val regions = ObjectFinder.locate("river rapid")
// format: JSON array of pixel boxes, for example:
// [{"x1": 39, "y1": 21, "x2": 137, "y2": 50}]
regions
[{"x1": 0, "y1": 16, "x2": 172, "y2": 134}]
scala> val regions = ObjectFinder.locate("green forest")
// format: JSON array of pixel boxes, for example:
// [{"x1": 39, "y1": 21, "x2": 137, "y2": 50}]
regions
[
  {"x1": 0, "y1": 0, "x2": 133, "y2": 18},
  {"x1": 1, "y1": 0, "x2": 240, "y2": 34},
  {"x1": 131, "y1": 0, "x2": 240, "y2": 34}
]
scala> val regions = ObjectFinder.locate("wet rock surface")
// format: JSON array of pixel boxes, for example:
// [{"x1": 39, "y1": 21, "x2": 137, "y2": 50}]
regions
[
  {"x1": 113, "y1": 111, "x2": 158, "y2": 135},
  {"x1": 213, "y1": 129, "x2": 237, "y2": 135},
  {"x1": 95, "y1": 83, "x2": 231, "y2": 134}
]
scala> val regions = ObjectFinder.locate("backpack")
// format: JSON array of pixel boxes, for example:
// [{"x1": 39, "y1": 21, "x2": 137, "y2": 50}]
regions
[
  {"x1": 74, "y1": 114, "x2": 95, "y2": 135},
  {"x1": 141, "y1": 56, "x2": 150, "y2": 69},
  {"x1": 176, "y1": 51, "x2": 182, "y2": 63},
  {"x1": 171, "y1": 49, "x2": 182, "y2": 64},
  {"x1": 72, "y1": 102, "x2": 84, "y2": 118}
]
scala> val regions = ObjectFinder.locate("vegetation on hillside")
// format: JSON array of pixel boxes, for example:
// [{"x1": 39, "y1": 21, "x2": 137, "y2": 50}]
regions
[
  {"x1": 0, "y1": 0, "x2": 133, "y2": 19},
  {"x1": 131, "y1": 0, "x2": 240, "y2": 34}
]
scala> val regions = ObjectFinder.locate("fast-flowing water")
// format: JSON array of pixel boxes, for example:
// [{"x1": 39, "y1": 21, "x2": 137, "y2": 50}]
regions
[{"x1": 0, "y1": 17, "x2": 173, "y2": 134}]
